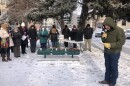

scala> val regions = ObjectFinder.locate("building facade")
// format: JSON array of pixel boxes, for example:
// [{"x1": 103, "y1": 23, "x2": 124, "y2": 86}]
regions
[
  {"x1": 0, "y1": 0, "x2": 8, "y2": 16},
  {"x1": 71, "y1": 14, "x2": 130, "y2": 30}
]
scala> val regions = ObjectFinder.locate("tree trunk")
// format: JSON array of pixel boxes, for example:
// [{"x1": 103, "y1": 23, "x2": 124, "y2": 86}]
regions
[
  {"x1": 56, "y1": 16, "x2": 65, "y2": 32},
  {"x1": 78, "y1": 0, "x2": 88, "y2": 30},
  {"x1": 60, "y1": 19, "x2": 65, "y2": 30},
  {"x1": 54, "y1": 19, "x2": 64, "y2": 34}
]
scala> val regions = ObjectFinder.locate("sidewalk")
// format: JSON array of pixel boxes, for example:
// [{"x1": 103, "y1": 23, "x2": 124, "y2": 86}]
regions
[{"x1": 0, "y1": 46, "x2": 130, "y2": 86}]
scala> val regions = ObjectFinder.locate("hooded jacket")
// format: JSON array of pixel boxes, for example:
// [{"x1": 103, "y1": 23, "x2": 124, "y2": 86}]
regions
[
  {"x1": 38, "y1": 29, "x2": 48, "y2": 43},
  {"x1": 102, "y1": 17, "x2": 125, "y2": 54},
  {"x1": 83, "y1": 27, "x2": 93, "y2": 39}
]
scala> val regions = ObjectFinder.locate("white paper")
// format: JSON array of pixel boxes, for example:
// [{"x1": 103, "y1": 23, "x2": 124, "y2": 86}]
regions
[{"x1": 21, "y1": 35, "x2": 27, "y2": 41}]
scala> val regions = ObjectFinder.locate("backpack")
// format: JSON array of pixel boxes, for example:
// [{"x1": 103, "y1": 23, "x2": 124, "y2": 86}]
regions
[{"x1": 1, "y1": 38, "x2": 9, "y2": 48}]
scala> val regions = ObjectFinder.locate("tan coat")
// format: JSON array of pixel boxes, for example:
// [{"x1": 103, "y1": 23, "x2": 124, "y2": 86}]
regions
[
  {"x1": 0, "y1": 28, "x2": 9, "y2": 38},
  {"x1": 0, "y1": 27, "x2": 14, "y2": 47}
]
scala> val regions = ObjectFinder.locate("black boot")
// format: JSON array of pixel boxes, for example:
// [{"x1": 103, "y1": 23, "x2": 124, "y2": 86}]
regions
[
  {"x1": 7, "y1": 57, "x2": 12, "y2": 61},
  {"x1": 109, "y1": 84, "x2": 115, "y2": 86},
  {"x1": 7, "y1": 53, "x2": 12, "y2": 61},
  {"x1": 2, "y1": 54, "x2": 8, "y2": 62},
  {"x1": 99, "y1": 80, "x2": 109, "y2": 84}
]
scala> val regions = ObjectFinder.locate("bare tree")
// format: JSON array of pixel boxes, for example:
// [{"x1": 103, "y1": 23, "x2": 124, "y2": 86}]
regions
[{"x1": 7, "y1": 0, "x2": 40, "y2": 23}]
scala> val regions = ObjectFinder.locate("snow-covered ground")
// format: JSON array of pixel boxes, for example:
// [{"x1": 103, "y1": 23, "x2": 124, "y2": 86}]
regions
[{"x1": 0, "y1": 46, "x2": 130, "y2": 86}]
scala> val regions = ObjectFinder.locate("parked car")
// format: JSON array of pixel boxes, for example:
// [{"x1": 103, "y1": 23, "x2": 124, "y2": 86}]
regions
[
  {"x1": 125, "y1": 29, "x2": 130, "y2": 39},
  {"x1": 94, "y1": 28, "x2": 103, "y2": 37}
]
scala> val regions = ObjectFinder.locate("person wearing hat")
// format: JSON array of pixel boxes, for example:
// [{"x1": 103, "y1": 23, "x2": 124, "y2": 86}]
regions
[
  {"x1": 0, "y1": 23, "x2": 13, "y2": 62},
  {"x1": 99, "y1": 17, "x2": 125, "y2": 86},
  {"x1": 18, "y1": 22, "x2": 28, "y2": 54}
]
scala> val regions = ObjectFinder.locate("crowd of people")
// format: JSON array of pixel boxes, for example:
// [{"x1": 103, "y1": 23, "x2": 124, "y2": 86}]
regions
[{"x1": 0, "y1": 22, "x2": 94, "y2": 62}]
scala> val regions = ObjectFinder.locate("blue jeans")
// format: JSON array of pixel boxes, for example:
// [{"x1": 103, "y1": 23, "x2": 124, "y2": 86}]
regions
[
  {"x1": 41, "y1": 43, "x2": 47, "y2": 49},
  {"x1": 52, "y1": 42, "x2": 58, "y2": 48},
  {"x1": 104, "y1": 52, "x2": 120, "y2": 85}
]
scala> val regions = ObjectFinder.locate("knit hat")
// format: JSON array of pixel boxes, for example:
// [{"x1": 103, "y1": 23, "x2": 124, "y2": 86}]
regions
[{"x1": 21, "y1": 22, "x2": 25, "y2": 27}]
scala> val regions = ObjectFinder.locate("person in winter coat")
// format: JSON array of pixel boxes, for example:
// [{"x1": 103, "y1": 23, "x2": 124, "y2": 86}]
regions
[
  {"x1": 7, "y1": 23, "x2": 14, "y2": 56},
  {"x1": 83, "y1": 24, "x2": 93, "y2": 51},
  {"x1": 0, "y1": 23, "x2": 13, "y2": 62},
  {"x1": 70, "y1": 25, "x2": 78, "y2": 48},
  {"x1": 12, "y1": 27, "x2": 22, "y2": 57},
  {"x1": 62, "y1": 25, "x2": 70, "y2": 48},
  {"x1": 7, "y1": 25, "x2": 14, "y2": 52},
  {"x1": 99, "y1": 17, "x2": 125, "y2": 86},
  {"x1": 38, "y1": 27, "x2": 48, "y2": 49},
  {"x1": 49, "y1": 25, "x2": 59, "y2": 49},
  {"x1": 18, "y1": 22, "x2": 28, "y2": 54},
  {"x1": 28, "y1": 25, "x2": 37, "y2": 53}
]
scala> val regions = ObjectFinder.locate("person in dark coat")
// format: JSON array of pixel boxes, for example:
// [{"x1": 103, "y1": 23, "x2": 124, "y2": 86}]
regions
[
  {"x1": 28, "y1": 25, "x2": 37, "y2": 53},
  {"x1": 83, "y1": 24, "x2": 93, "y2": 51},
  {"x1": 49, "y1": 25, "x2": 59, "y2": 49},
  {"x1": 19, "y1": 22, "x2": 28, "y2": 54},
  {"x1": 62, "y1": 25, "x2": 70, "y2": 48},
  {"x1": 12, "y1": 28, "x2": 22, "y2": 57},
  {"x1": 71, "y1": 25, "x2": 78, "y2": 48}
]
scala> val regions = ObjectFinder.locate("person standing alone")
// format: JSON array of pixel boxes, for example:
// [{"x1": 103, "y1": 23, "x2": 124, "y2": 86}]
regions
[
  {"x1": 99, "y1": 17, "x2": 125, "y2": 86},
  {"x1": 83, "y1": 24, "x2": 93, "y2": 52}
]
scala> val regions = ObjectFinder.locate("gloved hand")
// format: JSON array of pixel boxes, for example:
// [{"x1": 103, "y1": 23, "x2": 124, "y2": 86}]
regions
[
  {"x1": 103, "y1": 43, "x2": 111, "y2": 49},
  {"x1": 102, "y1": 32, "x2": 107, "y2": 39}
]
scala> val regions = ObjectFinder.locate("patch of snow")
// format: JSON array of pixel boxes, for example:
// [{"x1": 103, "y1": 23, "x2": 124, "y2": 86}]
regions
[{"x1": 0, "y1": 45, "x2": 130, "y2": 86}]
